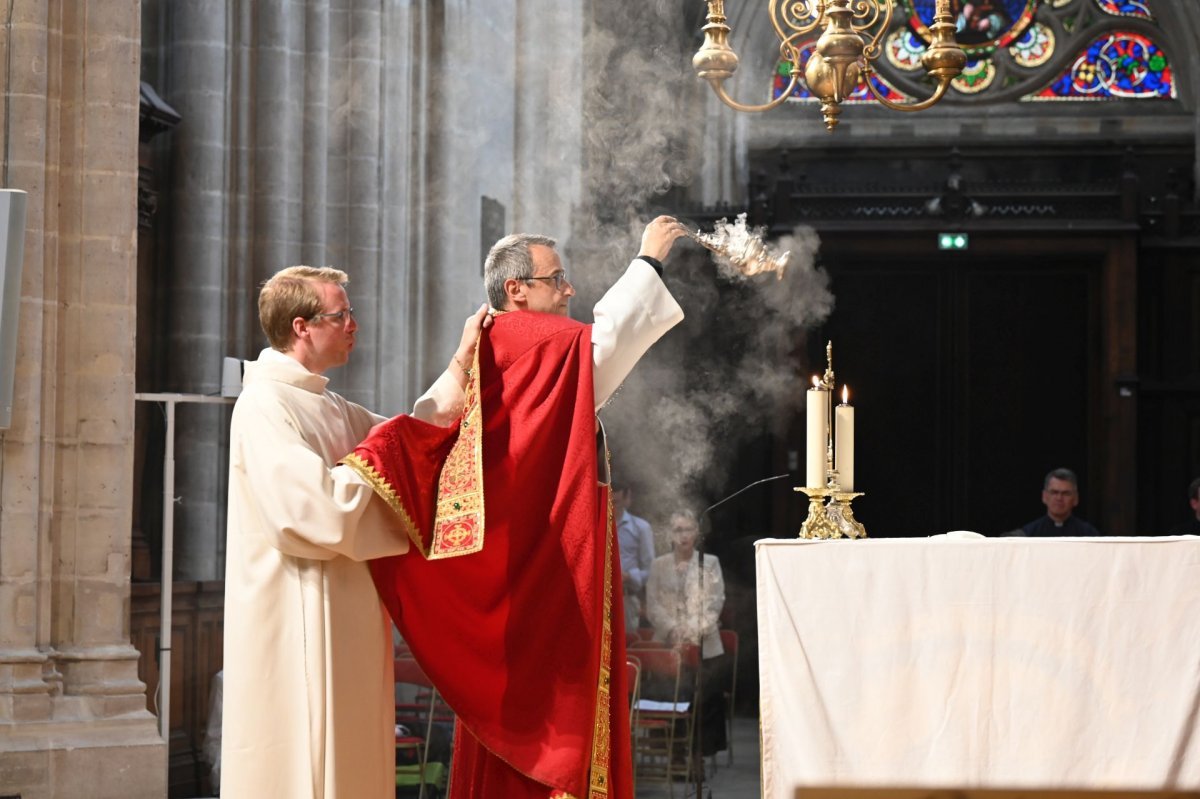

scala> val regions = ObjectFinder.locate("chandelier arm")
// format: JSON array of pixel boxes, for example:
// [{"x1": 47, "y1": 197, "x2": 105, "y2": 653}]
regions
[
  {"x1": 771, "y1": 0, "x2": 823, "y2": 46},
  {"x1": 709, "y1": 73, "x2": 802, "y2": 113},
  {"x1": 861, "y1": 69, "x2": 952, "y2": 112}
]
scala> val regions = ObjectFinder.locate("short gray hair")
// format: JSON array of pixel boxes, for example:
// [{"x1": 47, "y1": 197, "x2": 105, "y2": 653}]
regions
[
  {"x1": 1043, "y1": 468, "x2": 1079, "y2": 491},
  {"x1": 484, "y1": 233, "x2": 557, "y2": 309}
]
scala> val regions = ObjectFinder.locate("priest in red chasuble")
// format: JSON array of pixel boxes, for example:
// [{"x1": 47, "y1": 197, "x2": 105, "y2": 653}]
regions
[{"x1": 339, "y1": 216, "x2": 688, "y2": 799}]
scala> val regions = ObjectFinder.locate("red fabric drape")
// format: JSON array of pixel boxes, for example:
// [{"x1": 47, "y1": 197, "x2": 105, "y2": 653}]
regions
[{"x1": 345, "y1": 312, "x2": 631, "y2": 799}]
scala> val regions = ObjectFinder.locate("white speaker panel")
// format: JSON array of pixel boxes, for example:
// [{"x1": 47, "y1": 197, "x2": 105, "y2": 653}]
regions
[{"x1": 0, "y1": 189, "x2": 29, "y2": 430}]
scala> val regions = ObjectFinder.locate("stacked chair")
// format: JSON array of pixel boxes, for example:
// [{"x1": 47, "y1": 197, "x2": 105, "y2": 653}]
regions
[
  {"x1": 394, "y1": 656, "x2": 452, "y2": 799},
  {"x1": 627, "y1": 642, "x2": 697, "y2": 797}
]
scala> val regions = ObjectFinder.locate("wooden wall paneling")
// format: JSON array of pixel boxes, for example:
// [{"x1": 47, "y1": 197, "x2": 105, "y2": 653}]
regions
[
  {"x1": 167, "y1": 586, "x2": 194, "y2": 796},
  {"x1": 130, "y1": 581, "x2": 225, "y2": 798},
  {"x1": 1138, "y1": 244, "x2": 1200, "y2": 533},
  {"x1": 1099, "y1": 236, "x2": 1140, "y2": 534},
  {"x1": 812, "y1": 231, "x2": 1124, "y2": 536},
  {"x1": 813, "y1": 247, "x2": 949, "y2": 536},
  {"x1": 963, "y1": 260, "x2": 1097, "y2": 534}
]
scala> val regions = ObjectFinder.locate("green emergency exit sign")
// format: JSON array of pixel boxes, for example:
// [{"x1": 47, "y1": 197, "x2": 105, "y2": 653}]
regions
[{"x1": 938, "y1": 232, "x2": 969, "y2": 250}]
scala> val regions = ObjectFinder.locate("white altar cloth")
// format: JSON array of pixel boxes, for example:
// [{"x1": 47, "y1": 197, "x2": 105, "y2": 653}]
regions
[{"x1": 756, "y1": 537, "x2": 1200, "y2": 797}]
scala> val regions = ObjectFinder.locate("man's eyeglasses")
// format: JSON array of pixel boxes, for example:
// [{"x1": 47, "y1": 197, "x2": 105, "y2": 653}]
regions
[
  {"x1": 523, "y1": 273, "x2": 570, "y2": 291},
  {"x1": 309, "y1": 307, "x2": 355, "y2": 325}
]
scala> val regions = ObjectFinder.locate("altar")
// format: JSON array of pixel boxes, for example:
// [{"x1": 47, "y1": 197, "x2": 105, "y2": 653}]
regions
[{"x1": 756, "y1": 536, "x2": 1200, "y2": 797}]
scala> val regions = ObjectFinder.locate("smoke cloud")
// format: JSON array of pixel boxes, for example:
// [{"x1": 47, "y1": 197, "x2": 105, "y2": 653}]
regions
[
  {"x1": 601, "y1": 226, "x2": 833, "y2": 531},
  {"x1": 559, "y1": 1, "x2": 835, "y2": 538}
]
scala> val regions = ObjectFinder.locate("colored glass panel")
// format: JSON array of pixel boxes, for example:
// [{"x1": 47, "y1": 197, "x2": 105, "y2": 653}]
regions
[
  {"x1": 1010, "y1": 22, "x2": 1055, "y2": 68},
  {"x1": 953, "y1": 58, "x2": 996, "y2": 93},
  {"x1": 902, "y1": 0, "x2": 1037, "y2": 53},
  {"x1": 1029, "y1": 30, "x2": 1173, "y2": 99},
  {"x1": 1095, "y1": 0, "x2": 1153, "y2": 19},
  {"x1": 886, "y1": 28, "x2": 927, "y2": 71}
]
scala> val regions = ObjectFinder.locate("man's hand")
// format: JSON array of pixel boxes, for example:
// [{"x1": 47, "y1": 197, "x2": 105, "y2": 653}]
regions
[
  {"x1": 451, "y1": 303, "x2": 493, "y2": 381},
  {"x1": 639, "y1": 215, "x2": 688, "y2": 263}
]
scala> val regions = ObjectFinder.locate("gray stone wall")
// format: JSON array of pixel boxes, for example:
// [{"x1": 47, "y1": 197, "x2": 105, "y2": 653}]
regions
[{"x1": 0, "y1": 1, "x2": 166, "y2": 797}]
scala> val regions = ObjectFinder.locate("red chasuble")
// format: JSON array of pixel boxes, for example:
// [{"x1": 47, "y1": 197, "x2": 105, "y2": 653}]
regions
[{"x1": 341, "y1": 311, "x2": 632, "y2": 799}]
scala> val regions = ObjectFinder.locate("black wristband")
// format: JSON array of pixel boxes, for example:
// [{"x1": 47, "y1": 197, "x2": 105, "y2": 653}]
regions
[{"x1": 637, "y1": 255, "x2": 664, "y2": 276}]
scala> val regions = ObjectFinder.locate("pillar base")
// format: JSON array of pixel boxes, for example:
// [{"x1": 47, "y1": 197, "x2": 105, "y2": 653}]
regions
[{"x1": 0, "y1": 716, "x2": 166, "y2": 799}]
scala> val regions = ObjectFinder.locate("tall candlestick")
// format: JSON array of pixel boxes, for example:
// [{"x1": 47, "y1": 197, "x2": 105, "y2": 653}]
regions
[
  {"x1": 806, "y1": 376, "x2": 829, "y2": 487},
  {"x1": 835, "y1": 384, "x2": 854, "y2": 491}
]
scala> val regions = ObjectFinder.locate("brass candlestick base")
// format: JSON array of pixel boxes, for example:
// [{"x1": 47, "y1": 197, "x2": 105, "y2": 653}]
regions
[{"x1": 796, "y1": 486, "x2": 867, "y2": 540}]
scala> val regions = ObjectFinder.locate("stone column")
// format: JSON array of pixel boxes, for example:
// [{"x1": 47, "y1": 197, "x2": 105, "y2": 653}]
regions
[
  {"x1": 0, "y1": 1, "x2": 166, "y2": 797},
  {"x1": 143, "y1": 0, "x2": 444, "y2": 579}
]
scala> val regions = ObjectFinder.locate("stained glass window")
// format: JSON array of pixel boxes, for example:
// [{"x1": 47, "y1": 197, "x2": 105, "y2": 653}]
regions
[
  {"x1": 1095, "y1": 0, "x2": 1153, "y2": 19},
  {"x1": 904, "y1": 0, "x2": 1038, "y2": 54},
  {"x1": 1029, "y1": 30, "x2": 1174, "y2": 100},
  {"x1": 771, "y1": 0, "x2": 1175, "y2": 104}
]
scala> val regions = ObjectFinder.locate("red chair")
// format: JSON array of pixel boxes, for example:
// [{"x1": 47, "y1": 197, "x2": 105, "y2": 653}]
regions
[
  {"x1": 628, "y1": 638, "x2": 668, "y2": 650},
  {"x1": 625, "y1": 656, "x2": 642, "y2": 719},
  {"x1": 625, "y1": 656, "x2": 642, "y2": 793},
  {"x1": 630, "y1": 647, "x2": 693, "y2": 798},
  {"x1": 719, "y1": 629, "x2": 739, "y2": 766}
]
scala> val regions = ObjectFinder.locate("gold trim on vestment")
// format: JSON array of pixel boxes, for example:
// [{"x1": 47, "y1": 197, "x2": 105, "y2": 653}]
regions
[
  {"x1": 339, "y1": 342, "x2": 485, "y2": 560},
  {"x1": 427, "y1": 343, "x2": 485, "y2": 559},
  {"x1": 339, "y1": 452, "x2": 423, "y2": 549},
  {"x1": 585, "y1": 444, "x2": 615, "y2": 799}
]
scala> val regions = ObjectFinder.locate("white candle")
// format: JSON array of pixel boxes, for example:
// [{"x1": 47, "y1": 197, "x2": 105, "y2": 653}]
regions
[
  {"x1": 835, "y1": 385, "x2": 854, "y2": 491},
  {"x1": 806, "y1": 377, "x2": 829, "y2": 488}
]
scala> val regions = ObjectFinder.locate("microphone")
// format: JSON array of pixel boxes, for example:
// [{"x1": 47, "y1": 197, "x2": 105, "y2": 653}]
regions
[
  {"x1": 697, "y1": 471, "x2": 791, "y2": 590},
  {"x1": 691, "y1": 472, "x2": 790, "y2": 794},
  {"x1": 700, "y1": 473, "x2": 792, "y2": 520}
]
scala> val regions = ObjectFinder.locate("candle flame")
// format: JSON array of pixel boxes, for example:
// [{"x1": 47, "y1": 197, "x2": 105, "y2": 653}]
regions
[
  {"x1": 843, "y1": 385, "x2": 849, "y2": 404},
  {"x1": 812, "y1": 375, "x2": 820, "y2": 388}
]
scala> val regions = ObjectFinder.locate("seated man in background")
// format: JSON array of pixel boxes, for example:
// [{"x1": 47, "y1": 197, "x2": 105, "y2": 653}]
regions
[
  {"x1": 1021, "y1": 467, "x2": 1100, "y2": 537},
  {"x1": 1168, "y1": 476, "x2": 1200, "y2": 535}
]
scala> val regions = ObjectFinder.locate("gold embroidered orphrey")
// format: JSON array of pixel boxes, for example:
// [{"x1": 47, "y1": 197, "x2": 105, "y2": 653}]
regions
[
  {"x1": 549, "y1": 476, "x2": 616, "y2": 799},
  {"x1": 340, "y1": 342, "x2": 485, "y2": 560}
]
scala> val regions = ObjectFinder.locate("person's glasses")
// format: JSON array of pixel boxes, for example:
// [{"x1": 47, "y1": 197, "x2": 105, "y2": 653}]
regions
[
  {"x1": 524, "y1": 273, "x2": 570, "y2": 291},
  {"x1": 309, "y1": 307, "x2": 355, "y2": 325}
]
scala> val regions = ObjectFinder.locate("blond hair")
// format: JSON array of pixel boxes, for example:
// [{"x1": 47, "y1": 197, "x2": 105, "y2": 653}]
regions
[{"x1": 258, "y1": 266, "x2": 349, "y2": 350}]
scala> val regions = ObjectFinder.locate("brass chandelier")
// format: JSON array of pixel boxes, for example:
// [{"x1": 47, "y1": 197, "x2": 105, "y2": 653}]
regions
[{"x1": 693, "y1": 0, "x2": 967, "y2": 130}]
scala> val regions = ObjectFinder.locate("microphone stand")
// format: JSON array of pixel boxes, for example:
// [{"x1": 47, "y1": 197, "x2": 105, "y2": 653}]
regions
[{"x1": 690, "y1": 473, "x2": 791, "y2": 798}]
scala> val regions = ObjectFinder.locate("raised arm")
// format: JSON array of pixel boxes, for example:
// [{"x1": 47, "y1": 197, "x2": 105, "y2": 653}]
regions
[
  {"x1": 592, "y1": 216, "x2": 687, "y2": 408},
  {"x1": 412, "y1": 303, "x2": 492, "y2": 425}
]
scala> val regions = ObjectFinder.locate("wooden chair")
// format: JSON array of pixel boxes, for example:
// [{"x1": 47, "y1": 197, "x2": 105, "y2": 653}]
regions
[
  {"x1": 626, "y1": 656, "x2": 642, "y2": 722},
  {"x1": 625, "y1": 656, "x2": 642, "y2": 794},
  {"x1": 630, "y1": 646, "x2": 694, "y2": 797},
  {"x1": 718, "y1": 629, "x2": 739, "y2": 766}
]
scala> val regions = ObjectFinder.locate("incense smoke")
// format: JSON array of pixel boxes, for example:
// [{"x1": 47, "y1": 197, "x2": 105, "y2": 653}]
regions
[{"x1": 561, "y1": 1, "x2": 835, "y2": 540}]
